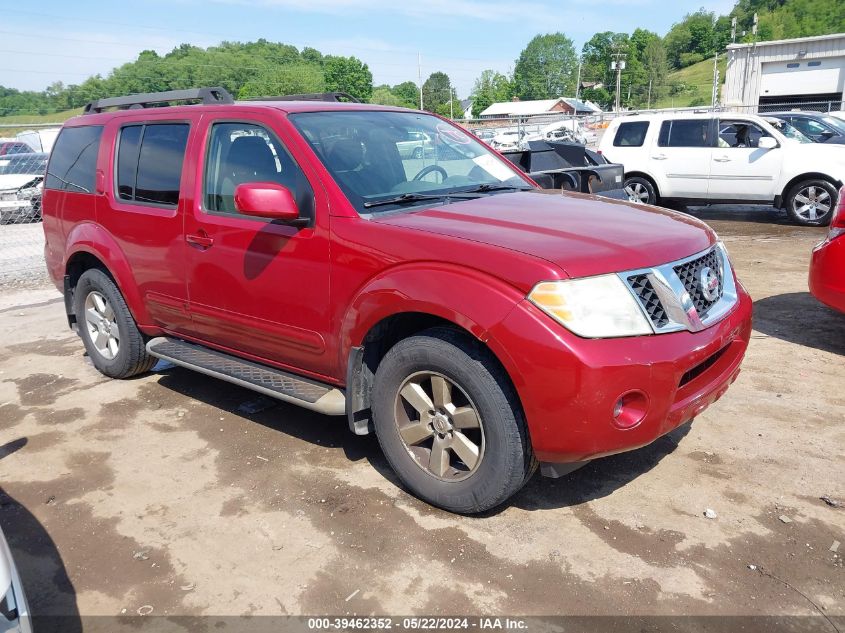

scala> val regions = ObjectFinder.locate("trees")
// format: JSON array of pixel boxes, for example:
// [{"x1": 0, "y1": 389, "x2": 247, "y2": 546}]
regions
[
  {"x1": 512, "y1": 33, "x2": 578, "y2": 100},
  {"x1": 323, "y1": 55, "x2": 373, "y2": 101},
  {"x1": 664, "y1": 10, "x2": 720, "y2": 68},
  {"x1": 392, "y1": 81, "x2": 420, "y2": 108},
  {"x1": 422, "y1": 71, "x2": 452, "y2": 114},
  {"x1": 470, "y1": 70, "x2": 512, "y2": 115}
]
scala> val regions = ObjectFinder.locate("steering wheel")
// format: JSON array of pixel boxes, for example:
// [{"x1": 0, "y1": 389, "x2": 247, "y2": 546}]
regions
[{"x1": 413, "y1": 164, "x2": 448, "y2": 183}]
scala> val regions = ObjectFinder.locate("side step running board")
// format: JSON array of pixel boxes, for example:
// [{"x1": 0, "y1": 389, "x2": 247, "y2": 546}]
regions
[{"x1": 146, "y1": 337, "x2": 346, "y2": 416}]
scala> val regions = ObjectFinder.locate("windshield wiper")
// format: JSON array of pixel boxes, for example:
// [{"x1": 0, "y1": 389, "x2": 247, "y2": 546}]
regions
[
  {"x1": 46, "y1": 171, "x2": 90, "y2": 193},
  {"x1": 363, "y1": 192, "x2": 478, "y2": 209},
  {"x1": 460, "y1": 183, "x2": 531, "y2": 194}
]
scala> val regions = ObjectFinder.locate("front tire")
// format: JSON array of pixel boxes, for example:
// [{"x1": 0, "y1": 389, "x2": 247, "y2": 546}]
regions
[
  {"x1": 74, "y1": 269, "x2": 156, "y2": 379},
  {"x1": 624, "y1": 176, "x2": 657, "y2": 205},
  {"x1": 371, "y1": 328, "x2": 535, "y2": 514},
  {"x1": 785, "y1": 179, "x2": 837, "y2": 226}
]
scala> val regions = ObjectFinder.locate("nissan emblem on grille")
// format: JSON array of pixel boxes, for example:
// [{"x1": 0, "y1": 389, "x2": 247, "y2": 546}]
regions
[{"x1": 699, "y1": 266, "x2": 720, "y2": 302}]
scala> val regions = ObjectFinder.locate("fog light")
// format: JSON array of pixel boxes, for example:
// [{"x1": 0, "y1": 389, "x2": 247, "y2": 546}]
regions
[{"x1": 612, "y1": 390, "x2": 648, "y2": 429}]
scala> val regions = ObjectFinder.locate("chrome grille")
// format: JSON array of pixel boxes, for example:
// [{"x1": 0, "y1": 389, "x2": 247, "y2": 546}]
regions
[
  {"x1": 618, "y1": 243, "x2": 738, "y2": 335},
  {"x1": 627, "y1": 274, "x2": 669, "y2": 328},
  {"x1": 673, "y1": 249, "x2": 723, "y2": 317}
]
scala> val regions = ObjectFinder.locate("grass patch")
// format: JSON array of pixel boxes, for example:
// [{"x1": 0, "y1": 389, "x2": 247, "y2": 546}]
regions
[
  {"x1": 652, "y1": 56, "x2": 728, "y2": 109},
  {"x1": 0, "y1": 108, "x2": 83, "y2": 136}
]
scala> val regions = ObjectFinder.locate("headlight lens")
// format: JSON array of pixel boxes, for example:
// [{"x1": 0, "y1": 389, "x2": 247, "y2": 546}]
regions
[{"x1": 528, "y1": 275, "x2": 652, "y2": 338}]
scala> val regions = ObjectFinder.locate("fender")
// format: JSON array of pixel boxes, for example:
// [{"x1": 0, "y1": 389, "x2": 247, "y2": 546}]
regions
[
  {"x1": 339, "y1": 261, "x2": 528, "y2": 380},
  {"x1": 64, "y1": 222, "x2": 151, "y2": 325}
]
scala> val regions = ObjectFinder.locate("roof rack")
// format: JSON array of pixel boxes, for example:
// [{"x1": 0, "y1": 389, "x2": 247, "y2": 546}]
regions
[
  {"x1": 247, "y1": 92, "x2": 361, "y2": 103},
  {"x1": 83, "y1": 87, "x2": 234, "y2": 114}
]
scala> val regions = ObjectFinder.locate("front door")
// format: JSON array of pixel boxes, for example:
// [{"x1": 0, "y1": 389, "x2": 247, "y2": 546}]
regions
[
  {"x1": 708, "y1": 119, "x2": 782, "y2": 201},
  {"x1": 184, "y1": 114, "x2": 334, "y2": 380}
]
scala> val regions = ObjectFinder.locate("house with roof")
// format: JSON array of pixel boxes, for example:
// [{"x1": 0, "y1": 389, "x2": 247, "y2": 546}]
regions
[{"x1": 478, "y1": 97, "x2": 601, "y2": 118}]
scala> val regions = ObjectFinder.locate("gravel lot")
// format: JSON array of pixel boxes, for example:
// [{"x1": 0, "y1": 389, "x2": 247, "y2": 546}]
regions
[{"x1": 0, "y1": 207, "x2": 842, "y2": 631}]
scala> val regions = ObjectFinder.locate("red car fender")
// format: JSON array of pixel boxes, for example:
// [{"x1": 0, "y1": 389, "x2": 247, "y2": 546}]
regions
[
  {"x1": 64, "y1": 222, "x2": 151, "y2": 325},
  {"x1": 339, "y1": 262, "x2": 528, "y2": 375}
]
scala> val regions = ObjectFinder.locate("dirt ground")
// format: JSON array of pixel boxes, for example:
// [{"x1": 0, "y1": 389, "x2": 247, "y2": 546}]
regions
[{"x1": 0, "y1": 206, "x2": 843, "y2": 630}]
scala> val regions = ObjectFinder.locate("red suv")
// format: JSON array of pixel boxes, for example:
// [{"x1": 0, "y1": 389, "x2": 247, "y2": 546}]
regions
[
  {"x1": 809, "y1": 186, "x2": 845, "y2": 313},
  {"x1": 42, "y1": 88, "x2": 753, "y2": 513}
]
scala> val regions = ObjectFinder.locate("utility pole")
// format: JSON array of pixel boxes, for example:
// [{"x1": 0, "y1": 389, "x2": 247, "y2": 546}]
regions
[
  {"x1": 647, "y1": 79, "x2": 652, "y2": 109},
  {"x1": 731, "y1": 16, "x2": 737, "y2": 43},
  {"x1": 418, "y1": 52, "x2": 423, "y2": 110},
  {"x1": 711, "y1": 51, "x2": 720, "y2": 108},
  {"x1": 610, "y1": 51, "x2": 626, "y2": 112},
  {"x1": 575, "y1": 57, "x2": 582, "y2": 101}
]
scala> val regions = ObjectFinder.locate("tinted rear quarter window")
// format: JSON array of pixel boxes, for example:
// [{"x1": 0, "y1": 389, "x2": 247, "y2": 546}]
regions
[
  {"x1": 658, "y1": 119, "x2": 712, "y2": 147},
  {"x1": 45, "y1": 126, "x2": 103, "y2": 193},
  {"x1": 116, "y1": 123, "x2": 189, "y2": 206},
  {"x1": 614, "y1": 121, "x2": 650, "y2": 147}
]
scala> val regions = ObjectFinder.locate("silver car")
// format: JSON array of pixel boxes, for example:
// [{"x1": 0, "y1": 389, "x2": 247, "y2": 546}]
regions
[{"x1": 0, "y1": 526, "x2": 31, "y2": 633}]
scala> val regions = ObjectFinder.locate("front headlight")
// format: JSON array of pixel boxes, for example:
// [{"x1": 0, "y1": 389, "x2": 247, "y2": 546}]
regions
[{"x1": 528, "y1": 275, "x2": 652, "y2": 338}]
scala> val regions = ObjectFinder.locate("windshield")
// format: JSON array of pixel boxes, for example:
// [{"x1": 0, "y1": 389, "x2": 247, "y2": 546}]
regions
[
  {"x1": 0, "y1": 153, "x2": 48, "y2": 176},
  {"x1": 821, "y1": 115, "x2": 845, "y2": 135},
  {"x1": 289, "y1": 110, "x2": 531, "y2": 213},
  {"x1": 766, "y1": 118, "x2": 812, "y2": 143}
]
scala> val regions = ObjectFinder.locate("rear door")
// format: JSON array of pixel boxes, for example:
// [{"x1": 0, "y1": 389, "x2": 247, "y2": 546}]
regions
[
  {"x1": 651, "y1": 118, "x2": 714, "y2": 199},
  {"x1": 183, "y1": 111, "x2": 334, "y2": 379},
  {"x1": 104, "y1": 116, "x2": 193, "y2": 331},
  {"x1": 708, "y1": 118, "x2": 782, "y2": 201}
]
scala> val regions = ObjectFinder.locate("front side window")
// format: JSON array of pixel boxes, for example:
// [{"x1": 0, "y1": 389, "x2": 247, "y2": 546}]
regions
[
  {"x1": 116, "y1": 123, "x2": 189, "y2": 206},
  {"x1": 614, "y1": 121, "x2": 649, "y2": 147},
  {"x1": 45, "y1": 125, "x2": 103, "y2": 193},
  {"x1": 657, "y1": 119, "x2": 712, "y2": 148},
  {"x1": 290, "y1": 110, "x2": 530, "y2": 214},
  {"x1": 203, "y1": 122, "x2": 314, "y2": 218},
  {"x1": 718, "y1": 120, "x2": 772, "y2": 148}
]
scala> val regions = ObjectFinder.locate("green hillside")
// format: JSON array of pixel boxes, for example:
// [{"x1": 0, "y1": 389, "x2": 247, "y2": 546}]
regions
[
  {"x1": 0, "y1": 108, "x2": 82, "y2": 136},
  {"x1": 652, "y1": 56, "x2": 727, "y2": 109}
]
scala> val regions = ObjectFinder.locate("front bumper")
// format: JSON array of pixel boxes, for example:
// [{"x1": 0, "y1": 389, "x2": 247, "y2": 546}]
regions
[
  {"x1": 487, "y1": 281, "x2": 753, "y2": 463},
  {"x1": 809, "y1": 235, "x2": 845, "y2": 313}
]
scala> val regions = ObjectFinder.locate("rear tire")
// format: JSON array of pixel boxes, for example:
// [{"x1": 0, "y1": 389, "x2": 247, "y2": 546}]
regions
[
  {"x1": 624, "y1": 176, "x2": 657, "y2": 205},
  {"x1": 74, "y1": 269, "x2": 156, "y2": 379},
  {"x1": 371, "y1": 327, "x2": 534, "y2": 514},
  {"x1": 785, "y1": 179, "x2": 837, "y2": 226}
]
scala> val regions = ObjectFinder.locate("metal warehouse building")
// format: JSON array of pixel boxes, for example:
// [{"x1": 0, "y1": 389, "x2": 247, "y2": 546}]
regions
[{"x1": 722, "y1": 33, "x2": 845, "y2": 111}]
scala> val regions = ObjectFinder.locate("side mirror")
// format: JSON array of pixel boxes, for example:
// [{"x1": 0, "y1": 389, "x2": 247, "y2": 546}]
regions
[
  {"x1": 758, "y1": 137, "x2": 778, "y2": 150},
  {"x1": 234, "y1": 182, "x2": 304, "y2": 224}
]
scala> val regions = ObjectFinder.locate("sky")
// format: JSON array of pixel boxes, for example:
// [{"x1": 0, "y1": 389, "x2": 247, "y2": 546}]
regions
[{"x1": 1, "y1": 0, "x2": 737, "y2": 98}]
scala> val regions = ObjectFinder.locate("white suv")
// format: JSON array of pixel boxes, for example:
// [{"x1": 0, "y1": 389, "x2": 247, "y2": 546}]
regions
[{"x1": 599, "y1": 112, "x2": 845, "y2": 226}]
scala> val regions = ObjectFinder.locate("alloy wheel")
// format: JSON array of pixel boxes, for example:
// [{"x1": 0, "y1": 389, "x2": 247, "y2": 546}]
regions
[
  {"x1": 393, "y1": 371, "x2": 485, "y2": 481},
  {"x1": 793, "y1": 185, "x2": 831, "y2": 222},
  {"x1": 84, "y1": 291, "x2": 120, "y2": 360},
  {"x1": 625, "y1": 181, "x2": 650, "y2": 204}
]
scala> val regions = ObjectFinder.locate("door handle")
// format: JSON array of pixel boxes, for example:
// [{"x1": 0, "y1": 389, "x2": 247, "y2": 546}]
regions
[
  {"x1": 186, "y1": 231, "x2": 214, "y2": 249},
  {"x1": 652, "y1": 154, "x2": 668, "y2": 160},
  {"x1": 713, "y1": 155, "x2": 731, "y2": 162}
]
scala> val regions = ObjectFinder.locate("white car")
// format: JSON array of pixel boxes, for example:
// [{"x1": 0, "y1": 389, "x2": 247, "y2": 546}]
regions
[
  {"x1": 489, "y1": 131, "x2": 525, "y2": 152},
  {"x1": 0, "y1": 153, "x2": 47, "y2": 224},
  {"x1": 0, "y1": 526, "x2": 32, "y2": 633},
  {"x1": 599, "y1": 112, "x2": 845, "y2": 225}
]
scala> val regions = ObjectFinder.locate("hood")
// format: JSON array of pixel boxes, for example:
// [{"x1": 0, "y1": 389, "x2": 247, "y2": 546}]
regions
[
  {"x1": 0, "y1": 174, "x2": 41, "y2": 191},
  {"x1": 373, "y1": 191, "x2": 715, "y2": 279}
]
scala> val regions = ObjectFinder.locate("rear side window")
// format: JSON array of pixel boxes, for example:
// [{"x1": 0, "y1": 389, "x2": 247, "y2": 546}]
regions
[
  {"x1": 45, "y1": 125, "x2": 103, "y2": 193},
  {"x1": 614, "y1": 121, "x2": 649, "y2": 147},
  {"x1": 116, "y1": 123, "x2": 189, "y2": 206},
  {"x1": 657, "y1": 120, "x2": 712, "y2": 148}
]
